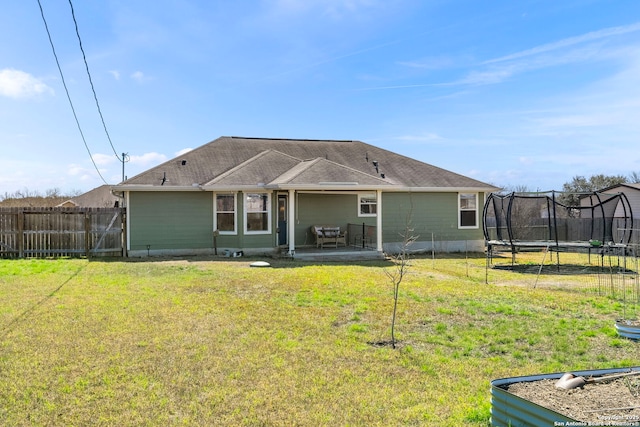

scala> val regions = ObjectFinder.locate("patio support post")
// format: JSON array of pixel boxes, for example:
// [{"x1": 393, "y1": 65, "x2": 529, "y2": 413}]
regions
[
  {"x1": 288, "y1": 189, "x2": 295, "y2": 255},
  {"x1": 376, "y1": 189, "x2": 383, "y2": 252}
]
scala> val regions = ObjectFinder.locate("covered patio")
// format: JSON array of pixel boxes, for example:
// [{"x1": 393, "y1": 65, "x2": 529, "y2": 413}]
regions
[
  {"x1": 282, "y1": 189, "x2": 384, "y2": 257},
  {"x1": 281, "y1": 223, "x2": 382, "y2": 261}
]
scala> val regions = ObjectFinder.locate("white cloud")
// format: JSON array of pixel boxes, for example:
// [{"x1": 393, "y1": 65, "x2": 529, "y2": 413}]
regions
[
  {"x1": 275, "y1": 0, "x2": 372, "y2": 12},
  {"x1": 175, "y1": 148, "x2": 194, "y2": 156},
  {"x1": 520, "y1": 56, "x2": 640, "y2": 139},
  {"x1": 398, "y1": 56, "x2": 455, "y2": 70},
  {"x1": 456, "y1": 66, "x2": 518, "y2": 86},
  {"x1": 519, "y1": 157, "x2": 534, "y2": 165},
  {"x1": 115, "y1": 152, "x2": 167, "y2": 182},
  {"x1": 62, "y1": 153, "x2": 168, "y2": 188},
  {"x1": 485, "y1": 22, "x2": 640, "y2": 65},
  {"x1": 67, "y1": 164, "x2": 102, "y2": 184},
  {"x1": 484, "y1": 168, "x2": 527, "y2": 186},
  {"x1": 92, "y1": 153, "x2": 119, "y2": 166},
  {"x1": 455, "y1": 44, "x2": 605, "y2": 87},
  {"x1": 447, "y1": 22, "x2": 640, "y2": 87},
  {"x1": 0, "y1": 68, "x2": 54, "y2": 99},
  {"x1": 109, "y1": 70, "x2": 121, "y2": 80},
  {"x1": 129, "y1": 152, "x2": 167, "y2": 166},
  {"x1": 131, "y1": 71, "x2": 146, "y2": 82},
  {"x1": 268, "y1": 0, "x2": 381, "y2": 20},
  {"x1": 531, "y1": 112, "x2": 617, "y2": 130},
  {"x1": 67, "y1": 164, "x2": 88, "y2": 177}
]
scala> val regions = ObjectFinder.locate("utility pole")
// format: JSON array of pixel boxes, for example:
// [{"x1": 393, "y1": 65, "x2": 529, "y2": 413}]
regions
[{"x1": 121, "y1": 152, "x2": 130, "y2": 183}]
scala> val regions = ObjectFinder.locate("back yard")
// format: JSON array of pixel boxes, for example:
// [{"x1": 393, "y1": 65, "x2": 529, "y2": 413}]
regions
[{"x1": 0, "y1": 253, "x2": 638, "y2": 426}]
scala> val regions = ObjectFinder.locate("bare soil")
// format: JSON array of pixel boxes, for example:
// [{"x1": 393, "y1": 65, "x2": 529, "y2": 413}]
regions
[{"x1": 507, "y1": 376, "x2": 640, "y2": 425}]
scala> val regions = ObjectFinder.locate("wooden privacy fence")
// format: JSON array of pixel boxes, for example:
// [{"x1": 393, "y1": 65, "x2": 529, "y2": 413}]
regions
[{"x1": 0, "y1": 207, "x2": 125, "y2": 258}]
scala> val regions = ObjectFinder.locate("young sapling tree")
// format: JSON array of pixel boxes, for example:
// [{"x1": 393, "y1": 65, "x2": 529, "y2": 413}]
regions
[{"x1": 384, "y1": 215, "x2": 418, "y2": 349}]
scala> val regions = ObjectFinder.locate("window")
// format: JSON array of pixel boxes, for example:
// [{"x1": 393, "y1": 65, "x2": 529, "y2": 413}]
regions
[
  {"x1": 459, "y1": 193, "x2": 478, "y2": 228},
  {"x1": 245, "y1": 193, "x2": 271, "y2": 234},
  {"x1": 215, "y1": 193, "x2": 236, "y2": 234},
  {"x1": 358, "y1": 192, "x2": 377, "y2": 217}
]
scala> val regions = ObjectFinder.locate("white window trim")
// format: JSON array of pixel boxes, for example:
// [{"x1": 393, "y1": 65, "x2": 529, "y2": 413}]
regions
[
  {"x1": 357, "y1": 192, "x2": 377, "y2": 217},
  {"x1": 243, "y1": 192, "x2": 272, "y2": 235},
  {"x1": 458, "y1": 192, "x2": 479, "y2": 229},
  {"x1": 214, "y1": 192, "x2": 237, "y2": 235}
]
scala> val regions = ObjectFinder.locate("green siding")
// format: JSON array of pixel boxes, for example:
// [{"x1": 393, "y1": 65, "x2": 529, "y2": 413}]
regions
[
  {"x1": 241, "y1": 234, "x2": 276, "y2": 249},
  {"x1": 381, "y1": 192, "x2": 484, "y2": 243},
  {"x1": 294, "y1": 193, "x2": 374, "y2": 246},
  {"x1": 129, "y1": 192, "x2": 213, "y2": 250},
  {"x1": 128, "y1": 190, "x2": 485, "y2": 252},
  {"x1": 210, "y1": 191, "x2": 275, "y2": 249},
  {"x1": 289, "y1": 192, "x2": 484, "y2": 247}
]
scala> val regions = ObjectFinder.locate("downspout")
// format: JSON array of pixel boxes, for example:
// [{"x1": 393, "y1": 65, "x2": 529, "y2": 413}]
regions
[
  {"x1": 288, "y1": 189, "x2": 295, "y2": 255},
  {"x1": 376, "y1": 189, "x2": 383, "y2": 252}
]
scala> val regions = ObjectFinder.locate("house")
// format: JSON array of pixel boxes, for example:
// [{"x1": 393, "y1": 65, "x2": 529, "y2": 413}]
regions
[
  {"x1": 590, "y1": 183, "x2": 640, "y2": 220},
  {"x1": 112, "y1": 136, "x2": 499, "y2": 257},
  {"x1": 57, "y1": 185, "x2": 121, "y2": 208},
  {"x1": 576, "y1": 184, "x2": 639, "y2": 244},
  {"x1": 577, "y1": 183, "x2": 640, "y2": 220}
]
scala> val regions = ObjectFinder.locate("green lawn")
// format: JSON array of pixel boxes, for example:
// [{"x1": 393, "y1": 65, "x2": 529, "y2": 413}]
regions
[{"x1": 0, "y1": 254, "x2": 638, "y2": 426}]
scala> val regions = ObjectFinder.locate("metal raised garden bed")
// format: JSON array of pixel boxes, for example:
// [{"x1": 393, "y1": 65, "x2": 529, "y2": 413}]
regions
[
  {"x1": 491, "y1": 366, "x2": 640, "y2": 427},
  {"x1": 616, "y1": 320, "x2": 640, "y2": 341}
]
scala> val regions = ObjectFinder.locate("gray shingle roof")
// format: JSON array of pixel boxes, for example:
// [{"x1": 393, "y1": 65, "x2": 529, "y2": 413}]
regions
[
  {"x1": 270, "y1": 157, "x2": 393, "y2": 187},
  {"x1": 120, "y1": 136, "x2": 497, "y2": 190},
  {"x1": 204, "y1": 150, "x2": 301, "y2": 186}
]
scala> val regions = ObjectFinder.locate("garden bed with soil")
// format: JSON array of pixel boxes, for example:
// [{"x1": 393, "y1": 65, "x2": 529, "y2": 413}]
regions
[{"x1": 507, "y1": 376, "x2": 640, "y2": 425}]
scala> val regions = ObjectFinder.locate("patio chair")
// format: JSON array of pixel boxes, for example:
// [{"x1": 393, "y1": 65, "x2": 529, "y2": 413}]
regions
[{"x1": 311, "y1": 226, "x2": 347, "y2": 248}]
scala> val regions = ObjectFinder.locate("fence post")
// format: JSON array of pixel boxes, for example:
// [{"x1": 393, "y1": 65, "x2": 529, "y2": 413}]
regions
[
  {"x1": 17, "y1": 210, "x2": 24, "y2": 258},
  {"x1": 84, "y1": 212, "x2": 91, "y2": 258}
]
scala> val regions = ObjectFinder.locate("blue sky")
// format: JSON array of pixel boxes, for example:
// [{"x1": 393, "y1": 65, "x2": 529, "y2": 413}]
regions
[{"x1": 2, "y1": 0, "x2": 640, "y2": 196}]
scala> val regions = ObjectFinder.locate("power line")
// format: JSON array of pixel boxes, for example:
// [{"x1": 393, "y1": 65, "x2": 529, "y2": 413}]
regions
[
  {"x1": 67, "y1": 0, "x2": 122, "y2": 163},
  {"x1": 36, "y1": 0, "x2": 108, "y2": 185}
]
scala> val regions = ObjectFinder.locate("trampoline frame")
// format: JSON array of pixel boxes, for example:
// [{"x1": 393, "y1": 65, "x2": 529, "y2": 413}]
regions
[{"x1": 483, "y1": 190, "x2": 634, "y2": 282}]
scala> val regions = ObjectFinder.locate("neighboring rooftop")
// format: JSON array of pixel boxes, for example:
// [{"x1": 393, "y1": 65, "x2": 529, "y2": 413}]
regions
[{"x1": 57, "y1": 185, "x2": 120, "y2": 208}]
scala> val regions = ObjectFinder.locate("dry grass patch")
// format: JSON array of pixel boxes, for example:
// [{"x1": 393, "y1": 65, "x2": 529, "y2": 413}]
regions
[{"x1": 0, "y1": 255, "x2": 638, "y2": 426}]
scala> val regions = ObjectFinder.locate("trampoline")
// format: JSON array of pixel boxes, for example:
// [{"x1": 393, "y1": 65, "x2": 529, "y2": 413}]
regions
[{"x1": 483, "y1": 190, "x2": 634, "y2": 268}]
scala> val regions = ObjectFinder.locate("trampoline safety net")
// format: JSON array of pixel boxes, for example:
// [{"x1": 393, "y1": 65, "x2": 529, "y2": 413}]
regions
[{"x1": 483, "y1": 191, "x2": 634, "y2": 247}]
